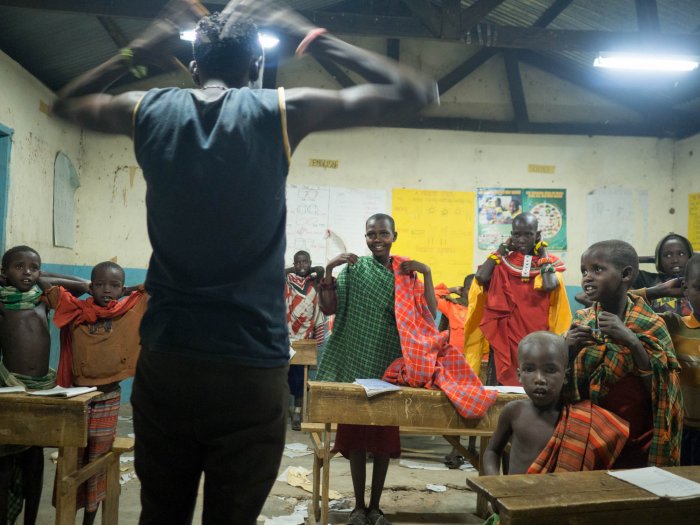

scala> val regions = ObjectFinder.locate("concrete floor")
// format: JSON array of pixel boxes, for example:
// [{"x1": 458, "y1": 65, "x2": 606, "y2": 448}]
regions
[{"x1": 26, "y1": 405, "x2": 485, "y2": 525}]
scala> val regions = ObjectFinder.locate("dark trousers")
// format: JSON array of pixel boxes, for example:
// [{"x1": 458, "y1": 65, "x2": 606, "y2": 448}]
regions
[
  {"x1": 131, "y1": 349, "x2": 288, "y2": 525},
  {"x1": 287, "y1": 364, "x2": 304, "y2": 401}
]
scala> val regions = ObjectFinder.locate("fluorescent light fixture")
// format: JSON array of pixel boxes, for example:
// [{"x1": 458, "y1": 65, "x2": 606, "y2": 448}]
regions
[
  {"x1": 180, "y1": 29, "x2": 196, "y2": 42},
  {"x1": 179, "y1": 30, "x2": 279, "y2": 49},
  {"x1": 594, "y1": 52, "x2": 699, "y2": 72},
  {"x1": 258, "y1": 33, "x2": 280, "y2": 49}
]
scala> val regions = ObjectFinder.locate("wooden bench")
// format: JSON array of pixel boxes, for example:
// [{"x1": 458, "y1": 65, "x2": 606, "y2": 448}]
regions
[
  {"x1": 467, "y1": 466, "x2": 700, "y2": 525},
  {"x1": 305, "y1": 381, "x2": 524, "y2": 524},
  {"x1": 0, "y1": 392, "x2": 132, "y2": 525},
  {"x1": 289, "y1": 339, "x2": 318, "y2": 422}
]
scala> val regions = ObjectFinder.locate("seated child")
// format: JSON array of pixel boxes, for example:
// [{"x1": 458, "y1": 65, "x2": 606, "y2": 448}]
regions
[
  {"x1": 566, "y1": 240, "x2": 683, "y2": 467},
  {"x1": 484, "y1": 331, "x2": 629, "y2": 477},
  {"x1": 652, "y1": 254, "x2": 700, "y2": 465},
  {"x1": 0, "y1": 245, "x2": 86, "y2": 525},
  {"x1": 45, "y1": 261, "x2": 147, "y2": 525}
]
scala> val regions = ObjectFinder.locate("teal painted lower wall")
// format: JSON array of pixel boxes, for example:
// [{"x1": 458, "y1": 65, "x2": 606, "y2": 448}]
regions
[{"x1": 42, "y1": 263, "x2": 148, "y2": 405}]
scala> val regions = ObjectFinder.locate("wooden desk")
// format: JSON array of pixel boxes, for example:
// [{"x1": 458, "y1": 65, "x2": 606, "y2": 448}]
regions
[
  {"x1": 306, "y1": 381, "x2": 523, "y2": 524},
  {"x1": 289, "y1": 339, "x2": 318, "y2": 422},
  {"x1": 0, "y1": 391, "x2": 122, "y2": 525},
  {"x1": 467, "y1": 466, "x2": 700, "y2": 525}
]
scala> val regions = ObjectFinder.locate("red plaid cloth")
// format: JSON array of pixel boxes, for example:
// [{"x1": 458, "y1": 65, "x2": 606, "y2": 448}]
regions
[
  {"x1": 527, "y1": 400, "x2": 630, "y2": 473},
  {"x1": 382, "y1": 256, "x2": 497, "y2": 418}
]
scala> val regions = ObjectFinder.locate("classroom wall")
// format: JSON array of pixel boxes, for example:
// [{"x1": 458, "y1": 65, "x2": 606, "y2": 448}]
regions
[{"x1": 1, "y1": 39, "x2": 697, "y2": 400}]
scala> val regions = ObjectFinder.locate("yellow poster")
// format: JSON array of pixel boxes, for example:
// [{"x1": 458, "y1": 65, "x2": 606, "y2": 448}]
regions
[
  {"x1": 392, "y1": 188, "x2": 475, "y2": 287},
  {"x1": 690, "y1": 193, "x2": 700, "y2": 248}
]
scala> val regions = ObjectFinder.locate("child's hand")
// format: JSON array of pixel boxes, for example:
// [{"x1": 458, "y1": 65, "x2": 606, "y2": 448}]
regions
[
  {"x1": 400, "y1": 260, "x2": 430, "y2": 275},
  {"x1": 598, "y1": 312, "x2": 636, "y2": 347},
  {"x1": 649, "y1": 277, "x2": 684, "y2": 299},
  {"x1": 565, "y1": 323, "x2": 595, "y2": 352},
  {"x1": 497, "y1": 237, "x2": 512, "y2": 255}
]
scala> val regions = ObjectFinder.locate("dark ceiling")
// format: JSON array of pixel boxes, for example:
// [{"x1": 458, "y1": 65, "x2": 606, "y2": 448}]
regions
[{"x1": 3, "y1": 0, "x2": 700, "y2": 138}]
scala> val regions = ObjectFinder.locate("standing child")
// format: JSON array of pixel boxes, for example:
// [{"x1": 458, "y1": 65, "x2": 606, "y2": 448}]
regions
[
  {"x1": 45, "y1": 261, "x2": 147, "y2": 525},
  {"x1": 566, "y1": 240, "x2": 683, "y2": 467},
  {"x1": 484, "y1": 331, "x2": 629, "y2": 476},
  {"x1": 285, "y1": 250, "x2": 325, "y2": 431},
  {"x1": 465, "y1": 213, "x2": 571, "y2": 386},
  {"x1": 644, "y1": 255, "x2": 700, "y2": 465},
  {"x1": 316, "y1": 213, "x2": 436, "y2": 525},
  {"x1": 0, "y1": 246, "x2": 86, "y2": 525}
]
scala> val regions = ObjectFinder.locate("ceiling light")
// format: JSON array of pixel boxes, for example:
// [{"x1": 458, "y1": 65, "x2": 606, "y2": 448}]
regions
[
  {"x1": 179, "y1": 31, "x2": 279, "y2": 49},
  {"x1": 593, "y1": 52, "x2": 699, "y2": 72}
]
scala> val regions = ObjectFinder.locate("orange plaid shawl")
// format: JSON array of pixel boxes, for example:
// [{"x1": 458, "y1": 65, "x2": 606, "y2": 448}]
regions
[
  {"x1": 528, "y1": 400, "x2": 630, "y2": 473},
  {"x1": 382, "y1": 256, "x2": 497, "y2": 418}
]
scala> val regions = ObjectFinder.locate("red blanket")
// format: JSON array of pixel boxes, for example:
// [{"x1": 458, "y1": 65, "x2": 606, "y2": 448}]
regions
[
  {"x1": 528, "y1": 400, "x2": 629, "y2": 473},
  {"x1": 382, "y1": 257, "x2": 497, "y2": 418},
  {"x1": 52, "y1": 287, "x2": 145, "y2": 387}
]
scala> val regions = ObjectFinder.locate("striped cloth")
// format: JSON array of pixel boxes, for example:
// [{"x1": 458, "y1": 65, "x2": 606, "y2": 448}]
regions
[
  {"x1": 0, "y1": 284, "x2": 43, "y2": 310},
  {"x1": 570, "y1": 294, "x2": 683, "y2": 466},
  {"x1": 382, "y1": 256, "x2": 498, "y2": 418},
  {"x1": 76, "y1": 389, "x2": 121, "y2": 512},
  {"x1": 316, "y1": 256, "x2": 402, "y2": 383},
  {"x1": 528, "y1": 400, "x2": 630, "y2": 473}
]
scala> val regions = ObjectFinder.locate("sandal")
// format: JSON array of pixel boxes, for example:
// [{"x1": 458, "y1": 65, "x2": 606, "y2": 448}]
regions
[
  {"x1": 444, "y1": 451, "x2": 465, "y2": 469},
  {"x1": 367, "y1": 508, "x2": 391, "y2": 525},
  {"x1": 347, "y1": 508, "x2": 369, "y2": 525}
]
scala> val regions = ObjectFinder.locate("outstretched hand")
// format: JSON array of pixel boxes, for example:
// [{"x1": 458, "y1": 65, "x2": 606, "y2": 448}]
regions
[
  {"x1": 650, "y1": 277, "x2": 685, "y2": 298},
  {"x1": 129, "y1": 0, "x2": 208, "y2": 69}
]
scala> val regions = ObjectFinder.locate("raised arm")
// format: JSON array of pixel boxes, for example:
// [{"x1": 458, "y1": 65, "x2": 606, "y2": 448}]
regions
[
  {"x1": 38, "y1": 272, "x2": 90, "y2": 296},
  {"x1": 318, "y1": 253, "x2": 358, "y2": 315},
  {"x1": 51, "y1": 0, "x2": 206, "y2": 134},
  {"x1": 475, "y1": 239, "x2": 510, "y2": 285},
  {"x1": 399, "y1": 260, "x2": 437, "y2": 318}
]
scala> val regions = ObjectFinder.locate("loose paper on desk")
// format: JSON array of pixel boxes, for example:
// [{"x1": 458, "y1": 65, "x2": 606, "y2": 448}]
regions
[
  {"x1": 288, "y1": 346, "x2": 296, "y2": 362},
  {"x1": 354, "y1": 379, "x2": 401, "y2": 397},
  {"x1": 607, "y1": 467, "x2": 700, "y2": 499},
  {"x1": 484, "y1": 385, "x2": 526, "y2": 394},
  {"x1": 28, "y1": 386, "x2": 97, "y2": 398},
  {"x1": 0, "y1": 386, "x2": 26, "y2": 394}
]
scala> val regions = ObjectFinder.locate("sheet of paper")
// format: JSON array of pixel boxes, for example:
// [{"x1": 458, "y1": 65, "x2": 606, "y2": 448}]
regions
[
  {"x1": 399, "y1": 459, "x2": 449, "y2": 471},
  {"x1": 484, "y1": 385, "x2": 526, "y2": 394},
  {"x1": 288, "y1": 347, "x2": 296, "y2": 362},
  {"x1": 353, "y1": 379, "x2": 401, "y2": 397},
  {"x1": 608, "y1": 467, "x2": 700, "y2": 499},
  {"x1": 28, "y1": 386, "x2": 97, "y2": 398}
]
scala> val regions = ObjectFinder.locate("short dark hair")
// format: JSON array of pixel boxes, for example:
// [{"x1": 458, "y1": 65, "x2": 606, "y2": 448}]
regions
[
  {"x1": 686, "y1": 254, "x2": 700, "y2": 281},
  {"x1": 294, "y1": 250, "x2": 311, "y2": 260},
  {"x1": 518, "y1": 331, "x2": 568, "y2": 367},
  {"x1": 193, "y1": 13, "x2": 262, "y2": 79},
  {"x1": 512, "y1": 212, "x2": 537, "y2": 230},
  {"x1": 2, "y1": 245, "x2": 40, "y2": 270},
  {"x1": 366, "y1": 213, "x2": 395, "y2": 231},
  {"x1": 91, "y1": 261, "x2": 125, "y2": 284},
  {"x1": 585, "y1": 240, "x2": 639, "y2": 281}
]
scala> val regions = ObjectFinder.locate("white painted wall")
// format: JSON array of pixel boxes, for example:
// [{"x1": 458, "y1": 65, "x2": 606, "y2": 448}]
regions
[
  {"x1": 0, "y1": 50, "x2": 83, "y2": 264},
  {"x1": 1, "y1": 40, "x2": 695, "y2": 286}
]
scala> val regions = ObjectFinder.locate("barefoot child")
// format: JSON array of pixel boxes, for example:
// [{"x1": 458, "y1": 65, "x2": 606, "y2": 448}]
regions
[
  {"x1": 285, "y1": 250, "x2": 325, "y2": 431},
  {"x1": 566, "y1": 240, "x2": 683, "y2": 467},
  {"x1": 0, "y1": 246, "x2": 87, "y2": 525},
  {"x1": 465, "y1": 213, "x2": 571, "y2": 386},
  {"x1": 45, "y1": 261, "x2": 147, "y2": 525},
  {"x1": 484, "y1": 331, "x2": 629, "y2": 476},
  {"x1": 316, "y1": 214, "x2": 436, "y2": 525}
]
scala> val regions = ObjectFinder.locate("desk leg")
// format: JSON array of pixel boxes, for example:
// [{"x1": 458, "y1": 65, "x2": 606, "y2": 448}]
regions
[
  {"x1": 321, "y1": 423, "x2": 331, "y2": 525},
  {"x1": 56, "y1": 447, "x2": 78, "y2": 525},
  {"x1": 302, "y1": 365, "x2": 309, "y2": 422},
  {"x1": 475, "y1": 436, "x2": 490, "y2": 519},
  {"x1": 102, "y1": 452, "x2": 120, "y2": 525},
  {"x1": 312, "y1": 432, "x2": 321, "y2": 522}
]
